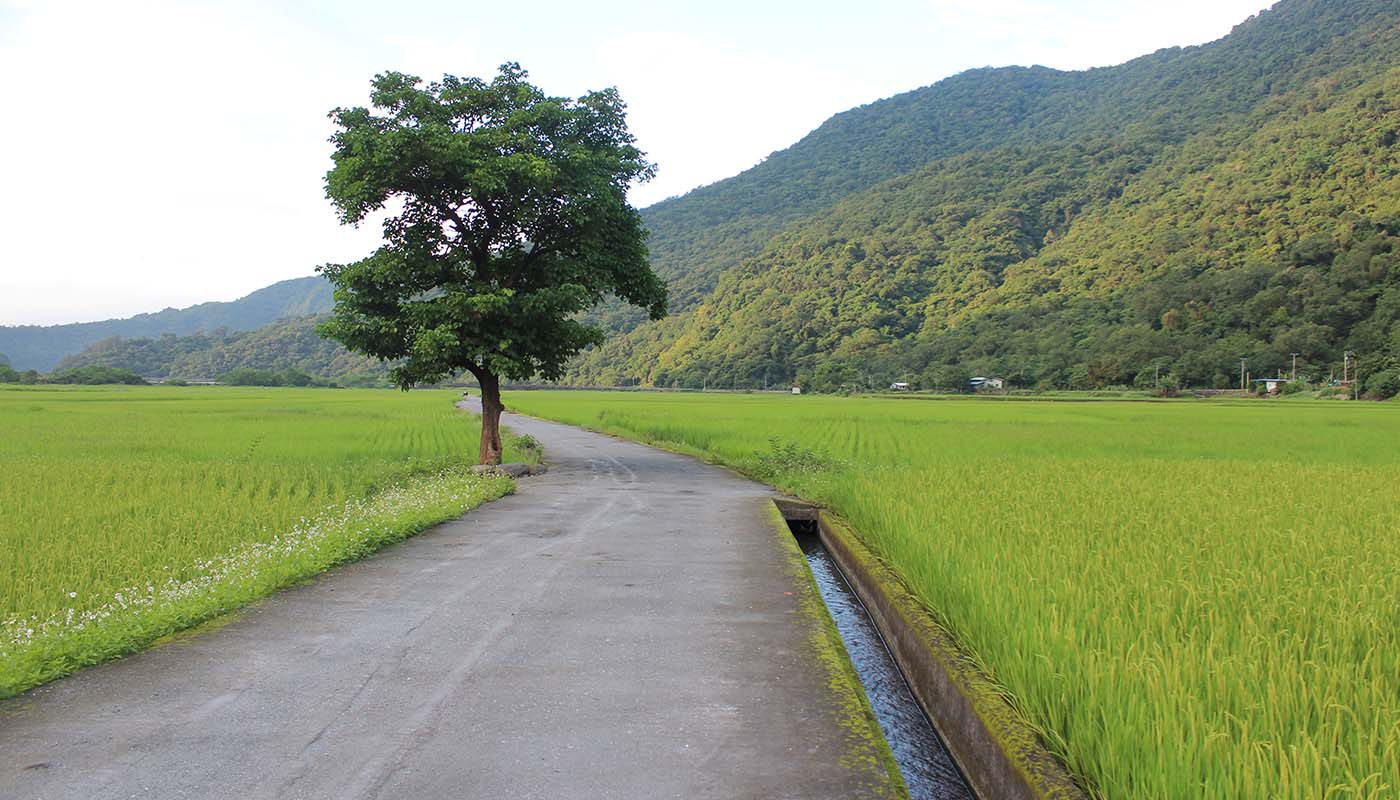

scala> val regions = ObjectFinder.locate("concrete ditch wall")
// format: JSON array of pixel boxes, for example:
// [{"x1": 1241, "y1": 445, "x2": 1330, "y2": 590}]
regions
[{"x1": 778, "y1": 499, "x2": 1089, "y2": 800}]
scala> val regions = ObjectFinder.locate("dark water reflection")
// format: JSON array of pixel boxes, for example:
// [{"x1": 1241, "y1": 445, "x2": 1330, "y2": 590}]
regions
[{"x1": 797, "y1": 531, "x2": 974, "y2": 800}]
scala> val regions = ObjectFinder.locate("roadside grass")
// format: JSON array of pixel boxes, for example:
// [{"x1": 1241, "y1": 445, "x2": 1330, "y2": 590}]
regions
[
  {"x1": 507, "y1": 390, "x2": 1400, "y2": 800},
  {"x1": 1, "y1": 386, "x2": 518, "y2": 698}
]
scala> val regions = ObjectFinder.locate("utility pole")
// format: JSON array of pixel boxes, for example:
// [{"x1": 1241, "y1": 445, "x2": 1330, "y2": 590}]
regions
[
  {"x1": 1290, "y1": 353, "x2": 1299, "y2": 381},
  {"x1": 1240, "y1": 358, "x2": 1246, "y2": 392},
  {"x1": 1341, "y1": 351, "x2": 1360, "y2": 399}
]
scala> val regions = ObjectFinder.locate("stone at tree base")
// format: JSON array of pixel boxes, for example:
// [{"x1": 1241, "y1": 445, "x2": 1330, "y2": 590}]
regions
[{"x1": 470, "y1": 462, "x2": 547, "y2": 478}]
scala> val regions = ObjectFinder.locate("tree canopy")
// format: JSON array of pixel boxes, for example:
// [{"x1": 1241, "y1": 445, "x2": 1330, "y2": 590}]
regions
[{"x1": 318, "y1": 64, "x2": 665, "y2": 461}]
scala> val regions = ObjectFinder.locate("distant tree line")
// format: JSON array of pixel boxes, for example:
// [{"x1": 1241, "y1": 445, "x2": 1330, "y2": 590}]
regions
[
  {"x1": 55, "y1": 316, "x2": 391, "y2": 387},
  {"x1": 218, "y1": 368, "x2": 338, "y2": 387},
  {"x1": 0, "y1": 362, "x2": 355, "y2": 388},
  {"x1": 0, "y1": 364, "x2": 146, "y2": 385},
  {"x1": 0, "y1": 276, "x2": 332, "y2": 373}
]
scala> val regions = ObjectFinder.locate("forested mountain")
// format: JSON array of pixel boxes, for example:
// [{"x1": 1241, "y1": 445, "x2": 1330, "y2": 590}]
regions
[
  {"x1": 57, "y1": 316, "x2": 389, "y2": 385},
  {"x1": 571, "y1": 0, "x2": 1400, "y2": 395},
  {"x1": 0, "y1": 276, "x2": 332, "y2": 371}
]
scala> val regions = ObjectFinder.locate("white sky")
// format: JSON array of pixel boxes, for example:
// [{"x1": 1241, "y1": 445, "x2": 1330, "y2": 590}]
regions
[{"x1": 0, "y1": 0, "x2": 1271, "y2": 326}]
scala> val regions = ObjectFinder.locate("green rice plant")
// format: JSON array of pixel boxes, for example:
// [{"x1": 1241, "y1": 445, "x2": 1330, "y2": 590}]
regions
[
  {"x1": 507, "y1": 390, "x2": 1400, "y2": 800},
  {"x1": 1, "y1": 385, "x2": 519, "y2": 696}
]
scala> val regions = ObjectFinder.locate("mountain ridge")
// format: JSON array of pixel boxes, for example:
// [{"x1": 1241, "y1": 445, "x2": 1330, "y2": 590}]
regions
[
  {"x1": 56, "y1": 315, "x2": 388, "y2": 385},
  {"x1": 0, "y1": 276, "x2": 332, "y2": 371},
  {"x1": 630, "y1": 0, "x2": 1397, "y2": 315}
]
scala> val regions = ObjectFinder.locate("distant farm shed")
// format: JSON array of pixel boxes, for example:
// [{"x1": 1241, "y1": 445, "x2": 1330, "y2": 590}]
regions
[
  {"x1": 970, "y1": 376, "x2": 1004, "y2": 391},
  {"x1": 889, "y1": 382, "x2": 911, "y2": 391}
]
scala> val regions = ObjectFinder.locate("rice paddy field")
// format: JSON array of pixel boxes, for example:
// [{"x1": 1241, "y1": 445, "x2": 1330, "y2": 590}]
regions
[
  {"x1": 1, "y1": 385, "x2": 520, "y2": 697},
  {"x1": 507, "y1": 390, "x2": 1400, "y2": 800}
]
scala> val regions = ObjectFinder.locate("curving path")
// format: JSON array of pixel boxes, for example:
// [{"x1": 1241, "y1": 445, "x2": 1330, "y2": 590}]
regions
[{"x1": 0, "y1": 401, "x2": 901, "y2": 799}]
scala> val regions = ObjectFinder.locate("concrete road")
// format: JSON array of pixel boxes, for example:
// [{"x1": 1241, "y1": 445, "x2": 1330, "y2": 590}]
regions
[{"x1": 0, "y1": 402, "x2": 901, "y2": 799}]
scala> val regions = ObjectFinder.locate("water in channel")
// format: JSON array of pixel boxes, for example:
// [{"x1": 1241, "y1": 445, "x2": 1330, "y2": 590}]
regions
[{"x1": 794, "y1": 528, "x2": 974, "y2": 800}]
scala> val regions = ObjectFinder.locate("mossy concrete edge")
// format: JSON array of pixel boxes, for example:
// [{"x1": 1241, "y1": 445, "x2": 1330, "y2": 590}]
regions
[
  {"x1": 814, "y1": 509, "x2": 1089, "y2": 800},
  {"x1": 763, "y1": 502, "x2": 909, "y2": 800}
]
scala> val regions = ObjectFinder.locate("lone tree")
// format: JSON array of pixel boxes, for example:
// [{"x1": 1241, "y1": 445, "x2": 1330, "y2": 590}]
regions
[{"x1": 319, "y1": 65, "x2": 666, "y2": 464}]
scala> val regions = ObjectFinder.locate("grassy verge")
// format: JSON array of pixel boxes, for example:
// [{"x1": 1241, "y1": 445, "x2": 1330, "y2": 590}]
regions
[
  {"x1": 1, "y1": 465, "x2": 511, "y2": 697},
  {"x1": 1, "y1": 386, "x2": 524, "y2": 698}
]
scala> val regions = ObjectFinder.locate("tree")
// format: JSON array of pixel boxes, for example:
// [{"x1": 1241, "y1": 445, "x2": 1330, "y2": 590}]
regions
[
  {"x1": 44, "y1": 365, "x2": 146, "y2": 385},
  {"x1": 319, "y1": 65, "x2": 666, "y2": 463},
  {"x1": 923, "y1": 363, "x2": 970, "y2": 393}
]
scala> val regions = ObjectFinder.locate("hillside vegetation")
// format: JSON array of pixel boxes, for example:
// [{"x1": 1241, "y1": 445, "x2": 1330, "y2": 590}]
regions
[
  {"x1": 0, "y1": 276, "x2": 332, "y2": 371},
  {"x1": 57, "y1": 316, "x2": 389, "y2": 386},
  {"x1": 571, "y1": 0, "x2": 1400, "y2": 395}
]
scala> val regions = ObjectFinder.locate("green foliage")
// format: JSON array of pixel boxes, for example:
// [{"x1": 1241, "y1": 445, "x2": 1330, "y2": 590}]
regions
[
  {"x1": 923, "y1": 364, "x2": 971, "y2": 393},
  {"x1": 568, "y1": 0, "x2": 1400, "y2": 394},
  {"x1": 318, "y1": 65, "x2": 665, "y2": 390},
  {"x1": 751, "y1": 437, "x2": 841, "y2": 481},
  {"x1": 511, "y1": 389, "x2": 1400, "y2": 800},
  {"x1": 1365, "y1": 368, "x2": 1400, "y2": 398},
  {"x1": 0, "y1": 276, "x2": 332, "y2": 372},
  {"x1": 219, "y1": 367, "x2": 334, "y2": 387},
  {"x1": 57, "y1": 316, "x2": 390, "y2": 385},
  {"x1": 630, "y1": 0, "x2": 1400, "y2": 313},
  {"x1": 43, "y1": 365, "x2": 146, "y2": 385},
  {"x1": 221, "y1": 368, "x2": 282, "y2": 387},
  {"x1": 1150, "y1": 373, "x2": 1182, "y2": 398},
  {"x1": 504, "y1": 432, "x2": 543, "y2": 462}
]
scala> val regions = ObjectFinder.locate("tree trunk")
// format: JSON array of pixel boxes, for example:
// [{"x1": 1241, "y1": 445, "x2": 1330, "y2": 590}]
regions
[{"x1": 477, "y1": 371, "x2": 504, "y2": 465}]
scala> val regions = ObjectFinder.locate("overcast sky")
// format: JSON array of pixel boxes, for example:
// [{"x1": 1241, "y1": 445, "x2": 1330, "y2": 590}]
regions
[{"x1": 0, "y1": 0, "x2": 1271, "y2": 326}]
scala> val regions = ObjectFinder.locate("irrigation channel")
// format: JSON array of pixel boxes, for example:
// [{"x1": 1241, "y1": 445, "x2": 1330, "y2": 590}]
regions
[{"x1": 786, "y1": 516, "x2": 974, "y2": 800}]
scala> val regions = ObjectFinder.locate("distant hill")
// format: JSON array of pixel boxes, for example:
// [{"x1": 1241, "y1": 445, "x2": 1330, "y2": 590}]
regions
[
  {"x1": 630, "y1": 0, "x2": 1396, "y2": 315},
  {"x1": 569, "y1": 0, "x2": 1400, "y2": 395},
  {"x1": 58, "y1": 315, "x2": 389, "y2": 386},
  {"x1": 0, "y1": 276, "x2": 332, "y2": 371}
]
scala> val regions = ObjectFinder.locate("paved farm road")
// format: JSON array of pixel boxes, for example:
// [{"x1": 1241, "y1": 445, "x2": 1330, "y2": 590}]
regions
[{"x1": 1, "y1": 401, "x2": 900, "y2": 799}]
